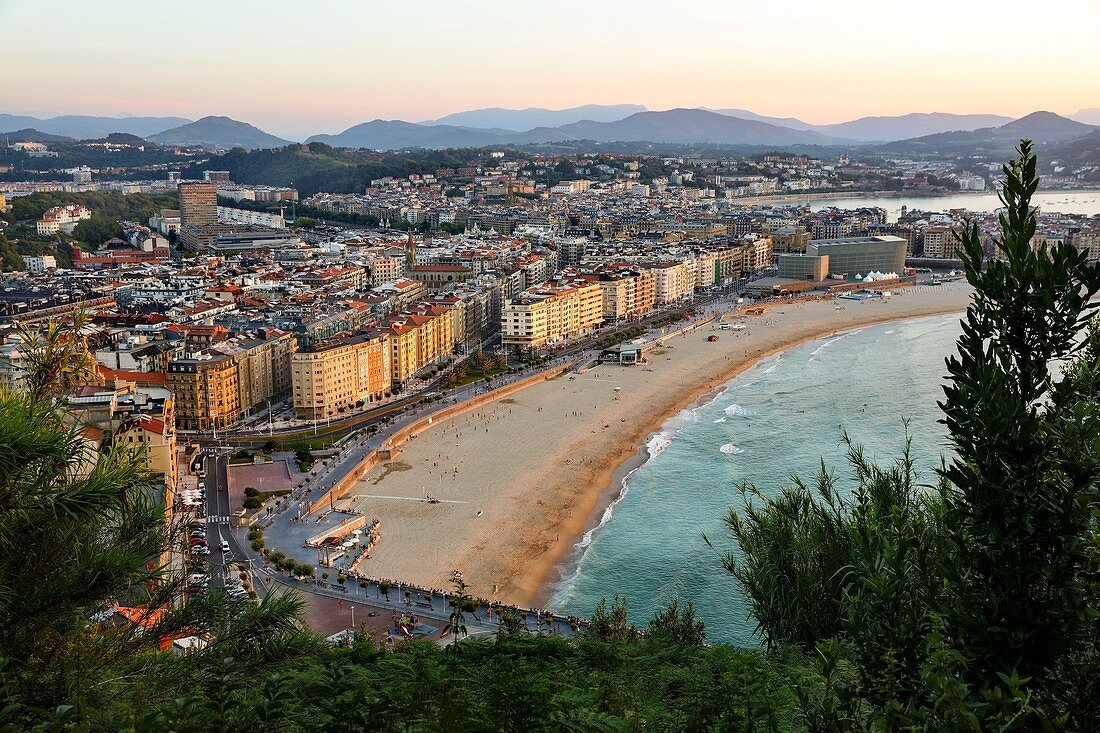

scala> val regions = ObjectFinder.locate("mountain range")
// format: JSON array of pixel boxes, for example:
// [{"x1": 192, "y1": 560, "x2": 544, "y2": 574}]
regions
[
  {"x1": 2, "y1": 106, "x2": 1099, "y2": 153},
  {"x1": 875, "y1": 111, "x2": 1098, "y2": 156},
  {"x1": 421, "y1": 104, "x2": 648, "y2": 130},
  {"x1": 0, "y1": 113, "x2": 191, "y2": 140}
]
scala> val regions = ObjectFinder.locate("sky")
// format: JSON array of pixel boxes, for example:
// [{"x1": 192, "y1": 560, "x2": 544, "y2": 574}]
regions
[{"x1": 2, "y1": 0, "x2": 1098, "y2": 140}]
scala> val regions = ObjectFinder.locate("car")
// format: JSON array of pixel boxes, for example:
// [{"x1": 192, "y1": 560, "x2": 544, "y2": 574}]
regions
[
  {"x1": 190, "y1": 538, "x2": 208, "y2": 547},
  {"x1": 220, "y1": 539, "x2": 230, "y2": 553},
  {"x1": 192, "y1": 546, "x2": 210, "y2": 555}
]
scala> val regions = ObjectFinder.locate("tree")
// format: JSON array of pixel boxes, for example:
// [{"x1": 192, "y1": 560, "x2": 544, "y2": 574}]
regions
[
  {"x1": 71, "y1": 212, "x2": 121, "y2": 246},
  {"x1": 647, "y1": 599, "x2": 706, "y2": 646},
  {"x1": 0, "y1": 315, "x2": 305, "y2": 720},
  {"x1": 725, "y1": 141, "x2": 1100, "y2": 727},
  {"x1": 586, "y1": 595, "x2": 633, "y2": 644},
  {"x1": 16, "y1": 310, "x2": 97, "y2": 402},
  {"x1": 0, "y1": 233, "x2": 23, "y2": 272},
  {"x1": 444, "y1": 578, "x2": 472, "y2": 663},
  {"x1": 940, "y1": 139, "x2": 1100, "y2": 689}
]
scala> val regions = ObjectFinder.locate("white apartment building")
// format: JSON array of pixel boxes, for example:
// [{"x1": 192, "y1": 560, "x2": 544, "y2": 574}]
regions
[
  {"x1": 650, "y1": 261, "x2": 695, "y2": 305},
  {"x1": 24, "y1": 255, "x2": 57, "y2": 274},
  {"x1": 36, "y1": 204, "x2": 91, "y2": 235},
  {"x1": 217, "y1": 206, "x2": 285, "y2": 229}
]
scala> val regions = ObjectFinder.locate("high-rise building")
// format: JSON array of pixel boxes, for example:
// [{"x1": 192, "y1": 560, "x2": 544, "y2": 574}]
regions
[{"x1": 178, "y1": 182, "x2": 218, "y2": 251}]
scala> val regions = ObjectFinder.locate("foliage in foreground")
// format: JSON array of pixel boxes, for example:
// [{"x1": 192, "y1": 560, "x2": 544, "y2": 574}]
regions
[{"x1": 725, "y1": 141, "x2": 1100, "y2": 729}]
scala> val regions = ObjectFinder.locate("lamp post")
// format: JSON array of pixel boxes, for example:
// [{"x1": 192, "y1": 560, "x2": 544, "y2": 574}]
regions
[{"x1": 350, "y1": 605, "x2": 355, "y2": 628}]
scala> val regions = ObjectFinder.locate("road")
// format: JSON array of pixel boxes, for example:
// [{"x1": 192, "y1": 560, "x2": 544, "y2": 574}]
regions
[{"x1": 202, "y1": 453, "x2": 268, "y2": 594}]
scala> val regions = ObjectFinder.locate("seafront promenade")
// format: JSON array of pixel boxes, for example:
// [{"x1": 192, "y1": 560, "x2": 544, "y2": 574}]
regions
[{"x1": 236, "y1": 282, "x2": 973, "y2": 617}]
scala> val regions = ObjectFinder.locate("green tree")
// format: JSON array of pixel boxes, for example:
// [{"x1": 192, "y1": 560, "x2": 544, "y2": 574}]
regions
[
  {"x1": 71, "y1": 212, "x2": 121, "y2": 246},
  {"x1": 0, "y1": 316, "x2": 306, "y2": 722},
  {"x1": 725, "y1": 141, "x2": 1100, "y2": 727},
  {"x1": 940, "y1": 139, "x2": 1100, "y2": 690},
  {"x1": 0, "y1": 233, "x2": 23, "y2": 271},
  {"x1": 647, "y1": 599, "x2": 706, "y2": 646}
]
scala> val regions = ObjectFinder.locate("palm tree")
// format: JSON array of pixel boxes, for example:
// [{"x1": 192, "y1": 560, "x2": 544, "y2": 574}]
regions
[
  {"x1": 443, "y1": 578, "x2": 473, "y2": 665},
  {"x1": 15, "y1": 309, "x2": 97, "y2": 402}
]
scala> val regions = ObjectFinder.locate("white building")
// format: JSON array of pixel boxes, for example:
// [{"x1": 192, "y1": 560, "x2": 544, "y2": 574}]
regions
[
  {"x1": 24, "y1": 255, "x2": 57, "y2": 274},
  {"x1": 36, "y1": 204, "x2": 91, "y2": 235},
  {"x1": 217, "y1": 206, "x2": 285, "y2": 229}
]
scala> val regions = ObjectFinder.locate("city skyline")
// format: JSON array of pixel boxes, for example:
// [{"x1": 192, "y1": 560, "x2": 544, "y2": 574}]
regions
[{"x1": 3, "y1": 0, "x2": 1098, "y2": 139}]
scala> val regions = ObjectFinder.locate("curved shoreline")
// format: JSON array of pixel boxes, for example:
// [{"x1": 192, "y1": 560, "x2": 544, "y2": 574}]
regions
[
  {"x1": 340, "y1": 285, "x2": 974, "y2": 610},
  {"x1": 534, "y1": 303, "x2": 971, "y2": 609}
]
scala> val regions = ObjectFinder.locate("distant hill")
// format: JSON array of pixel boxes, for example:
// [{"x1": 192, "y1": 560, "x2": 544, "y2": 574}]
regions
[
  {"x1": 422, "y1": 104, "x2": 647, "y2": 131},
  {"x1": 92, "y1": 132, "x2": 151, "y2": 146},
  {"x1": 515, "y1": 108, "x2": 846, "y2": 146},
  {"x1": 995, "y1": 111, "x2": 1096, "y2": 140},
  {"x1": 1, "y1": 128, "x2": 75, "y2": 143},
  {"x1": 706, "y1": 108, "x2": 818, "y2": 131},
  {"x1": 1046, "y1": 129, "x2": 1100, "y2": 166},
  {"x1": 307, "y1": 120, "x2": 508, "y2": 150},
  {"x1": 709, "y1": 110, "x2": 1013, "y2": 141},
  {"x1": 148, "y1": 116, "x2": 291, "y2": 150},
  {"x1": 0, "y1": 114, "x2": 190, "y2": 140},
  {"x1": 308, "y1": 108, "x2": 845, "y2": 150},
  {"x1": 876, "y1": 111, "x2": 1099, "y2": 156},
  {"x1": 191, "y1": 144, "x2": 487, "y2": 197},
  {"x1": 817, "y1": 113, "x2": 1014, "y2": 141},
  {"x1": 1070, "y1": 108, "x2": 1100, "y2": 126}
]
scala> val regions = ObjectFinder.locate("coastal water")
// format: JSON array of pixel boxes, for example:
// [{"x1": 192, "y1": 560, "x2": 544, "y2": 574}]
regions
[
  {"x1": 551, "y1": 314, "x2": 963, "y2": 646},
  {"x1": 805, "y1": 190, "x2": 1100, "y2": 221}
]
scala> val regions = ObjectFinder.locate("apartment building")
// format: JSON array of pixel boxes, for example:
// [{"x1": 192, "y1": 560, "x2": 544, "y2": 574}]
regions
[
  {"x1": 1071, "y1": 231, "x2": 1100, "y2": 262},
  {"x1": 383, "y1": 305, "x2": 455, "y2": 384},
  {"x1": 24, "y1": 255, "x2": 57, "y2": 274},
  {"x1": 66, "y1": 381, "x2": 178, "y2": 524},
  {"x1": 501, "y1": 279, "x2": 603, "y2": 351},
  {"x1": 291, "y1": 331, "x2": 391, "y2": 420},
  {"x1": 167, "y1": 351, "x2": 240, "y2": 431},
  {"x1": 365, "y1": 255, "x2": 404, "y2": 286},
  {"x1": 921, "y1": 226, "x2": 955, "y2": 258},
  {"x1": 587, "y1": 268, "x2": 656, "y2": 322},
  {"x1": 649, "y1": 261, "x2": 696, "y2": 305},
  {"x1": 208, "y1": 329, "x2": 296, "y2": 416}
]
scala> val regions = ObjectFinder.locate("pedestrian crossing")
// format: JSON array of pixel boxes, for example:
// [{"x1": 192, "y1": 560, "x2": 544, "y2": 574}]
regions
[{"x1": 206, "y1": 515, "x2": 232, "y2": 525}]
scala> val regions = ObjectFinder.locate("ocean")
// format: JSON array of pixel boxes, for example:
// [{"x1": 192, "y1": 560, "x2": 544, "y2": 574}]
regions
[{"x1": 550, "y1": 313, "x2": 964, "y2": 646}]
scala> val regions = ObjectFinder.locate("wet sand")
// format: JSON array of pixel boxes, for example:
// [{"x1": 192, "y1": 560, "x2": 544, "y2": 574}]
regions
[{"x1": 347, "y1": 282, "x2": 974, "y2": 608}]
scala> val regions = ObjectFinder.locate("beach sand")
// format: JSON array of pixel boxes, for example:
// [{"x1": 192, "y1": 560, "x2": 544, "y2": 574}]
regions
[{"x1": 348, "y1": 282, "x2": 974, "y2": 608}]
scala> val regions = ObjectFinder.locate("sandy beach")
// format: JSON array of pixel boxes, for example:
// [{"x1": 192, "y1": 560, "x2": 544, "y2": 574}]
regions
[{"x1": 347, "y1": 282, "x2": 974, "y2": 608}]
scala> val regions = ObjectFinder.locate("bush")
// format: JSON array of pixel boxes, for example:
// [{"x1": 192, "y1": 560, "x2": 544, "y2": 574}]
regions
[
  {"x1": 243, "y1": 487, "x2": 259, "y2": 497},
  {"x1": 242, "y1": 497, "x2": 261, "y2": 509}
]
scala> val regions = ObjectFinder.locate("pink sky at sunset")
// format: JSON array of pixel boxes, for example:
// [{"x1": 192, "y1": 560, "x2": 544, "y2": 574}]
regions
[{"x1": 2, "y1": 0, "x2": 1097, "y2": 140}]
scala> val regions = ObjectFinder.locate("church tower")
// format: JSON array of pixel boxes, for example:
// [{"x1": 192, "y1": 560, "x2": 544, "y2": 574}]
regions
[{"x1": 405, "y1": 229, "x2": 417, "y2": 275}]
